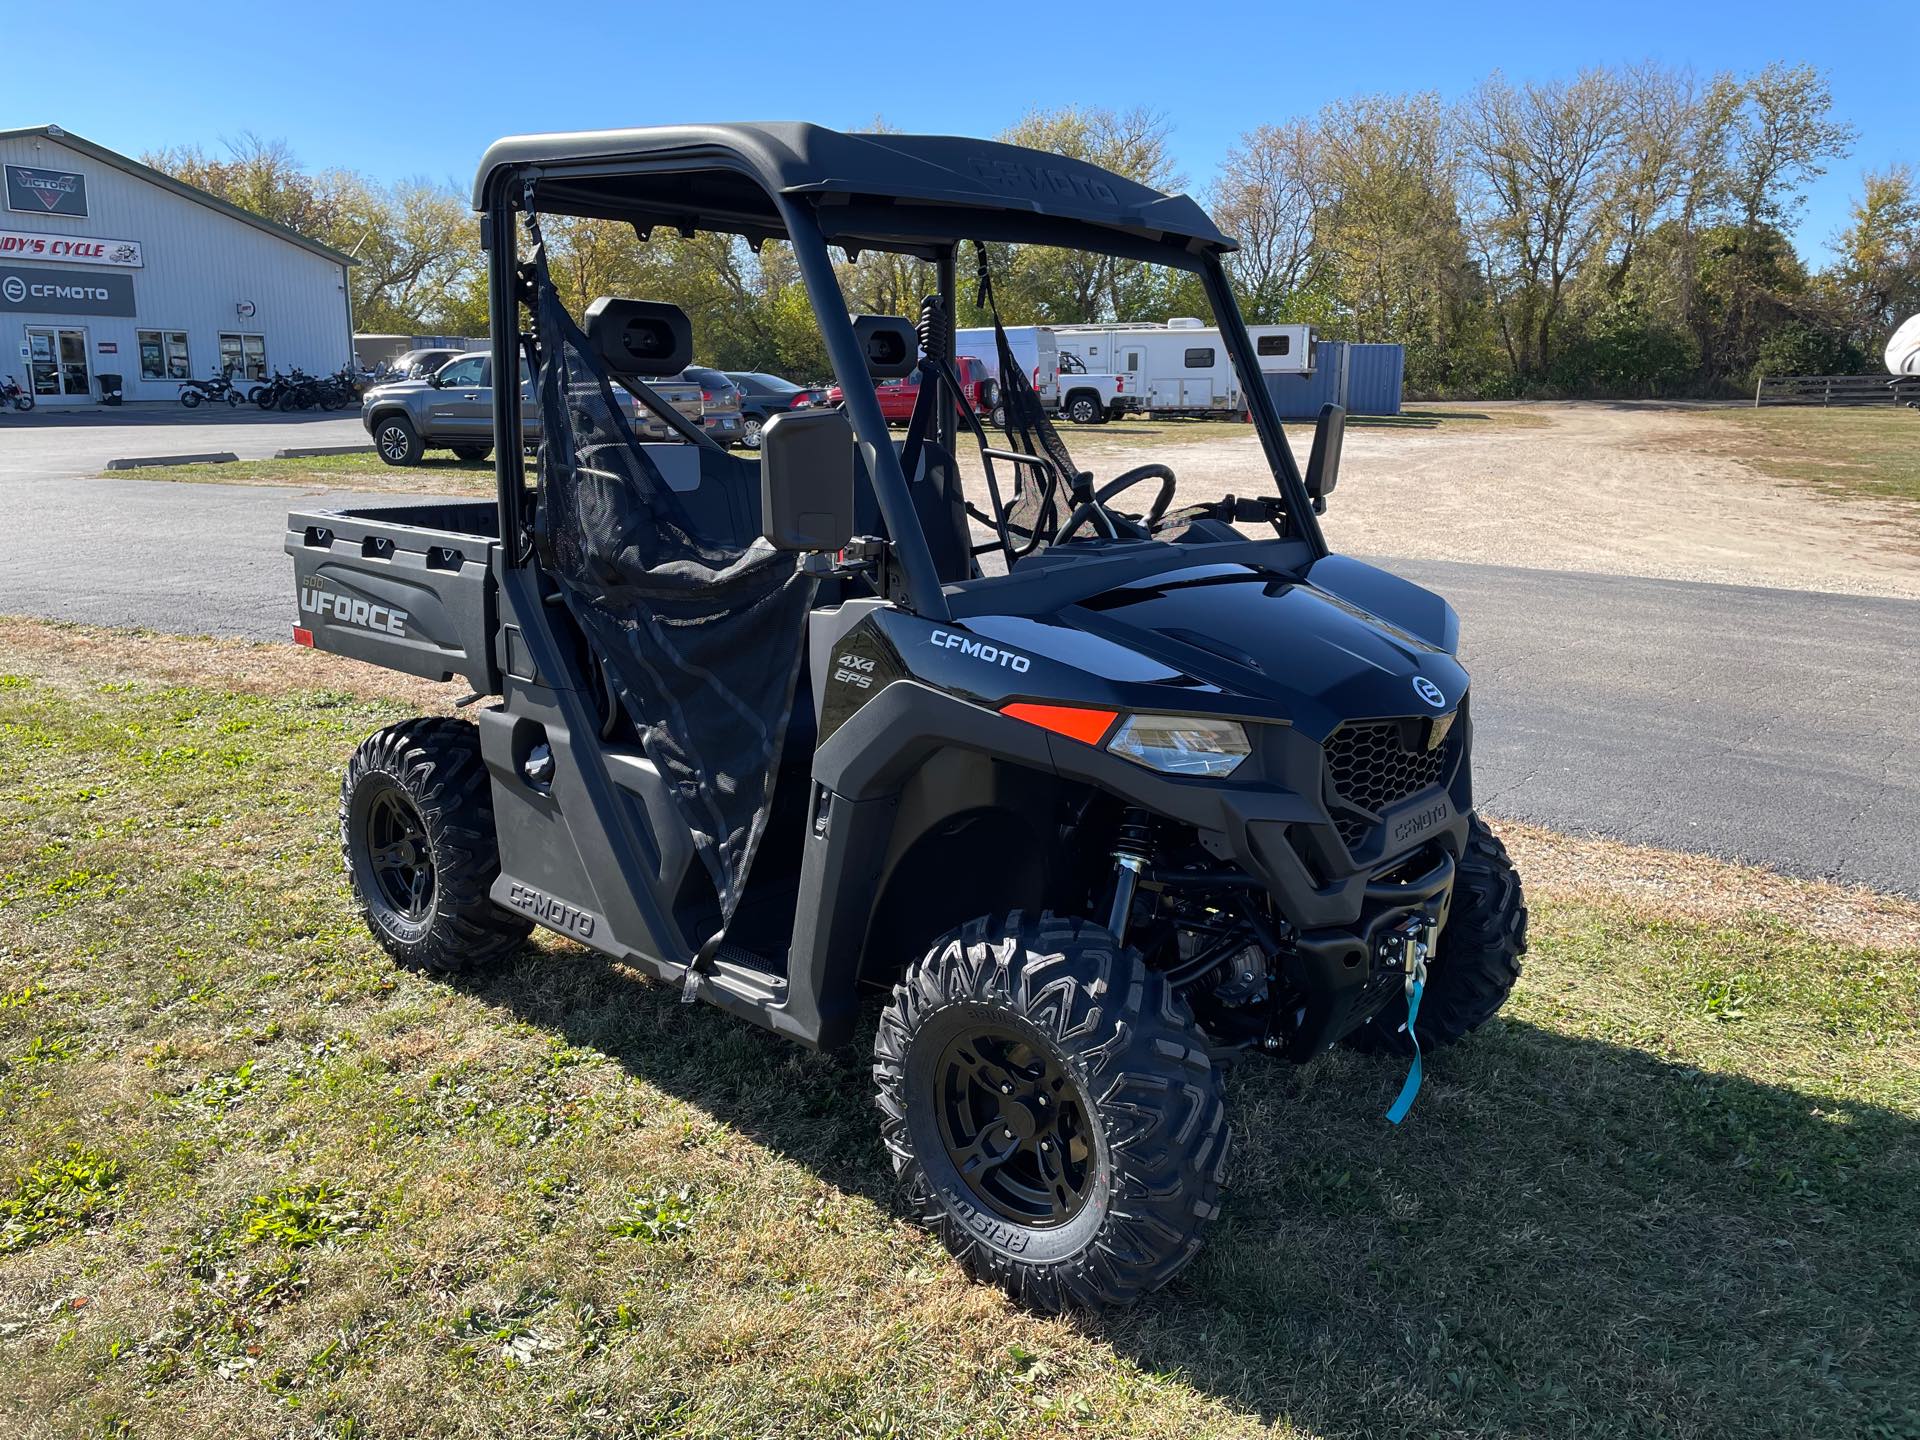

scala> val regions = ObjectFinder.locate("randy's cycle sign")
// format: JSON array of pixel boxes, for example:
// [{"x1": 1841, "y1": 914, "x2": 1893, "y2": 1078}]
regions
[
  {"x1": 6, "y1": 165, "x2": 90, "y2": 218},
  {"x1": 0, "y1": 264, "x2": 135, "y2": 316}
]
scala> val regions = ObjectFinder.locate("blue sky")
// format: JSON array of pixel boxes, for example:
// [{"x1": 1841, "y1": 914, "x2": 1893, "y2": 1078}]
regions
[{"x1": 8, "y1": 1, "x2": 1913, "y2": 262}]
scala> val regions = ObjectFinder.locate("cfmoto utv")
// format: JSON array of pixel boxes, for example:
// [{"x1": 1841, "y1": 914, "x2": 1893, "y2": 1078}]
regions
[{"x1": 287, "y1": 124, "x2": 1527, "y2": 1309}]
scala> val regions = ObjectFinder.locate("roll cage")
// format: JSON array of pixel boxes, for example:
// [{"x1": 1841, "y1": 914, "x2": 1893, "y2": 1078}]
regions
[{"x1": 475, "y1": 122, "x2": 1327, "y2": 624}]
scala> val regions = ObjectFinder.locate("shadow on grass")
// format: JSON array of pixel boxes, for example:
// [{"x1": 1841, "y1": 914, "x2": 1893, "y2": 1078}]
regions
[{"x1": 461, "y1": 949, "x2": 1920, "y2": 1439}]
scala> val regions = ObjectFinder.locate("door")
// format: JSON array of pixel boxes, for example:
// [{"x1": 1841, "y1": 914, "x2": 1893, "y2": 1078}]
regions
[
  {"x1": 426, "y1": 354, "x2": 490, "y2": 439},
  {"x1": 26, "y1": 327, "x2": 89, "y2": 399}
]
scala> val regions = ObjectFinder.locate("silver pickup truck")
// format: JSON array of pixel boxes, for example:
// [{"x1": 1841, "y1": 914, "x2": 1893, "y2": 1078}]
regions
[{"x1": 362, "y1": 352, "x2": 704, "y2": 465}]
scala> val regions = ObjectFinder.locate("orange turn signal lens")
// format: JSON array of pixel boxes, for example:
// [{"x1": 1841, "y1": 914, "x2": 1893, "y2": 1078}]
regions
[{"x1": 1000, "y1": 702, "x2": 1119, "y2": 746}]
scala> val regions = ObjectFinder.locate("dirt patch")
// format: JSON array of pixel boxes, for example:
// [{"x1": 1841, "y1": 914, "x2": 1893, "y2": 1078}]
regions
[
  {"x1": 0, "y1": 617, "x2": 446, "y2": 707},
  {"x1": 963, "y1": 402, "x2": 1920, "y2": 599},
  {"x1": 1495, "y1": 818, "x2": 1920, "y2": 953}
]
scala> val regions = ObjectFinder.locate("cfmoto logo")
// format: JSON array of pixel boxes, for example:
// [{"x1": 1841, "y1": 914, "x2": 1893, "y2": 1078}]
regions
[
  {"x1": 1412, "y1": 675, "x2": 1446, "y2": 709},
  {"x1": 1, "y1": 276, "x2": 24, "y2": 303}
]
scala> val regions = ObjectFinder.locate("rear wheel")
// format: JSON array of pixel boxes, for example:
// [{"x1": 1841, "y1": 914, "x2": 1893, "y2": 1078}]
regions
[
  {"x1": 450, "y1": 443, "x2": 492, "y2": 463},
  {"x1": 373, "y1": 414, "x2": 422, "y2": 466},
  {"x1": 989, "y1": 402, "x2": 1007, "y2": 430},
  {"x1": 1346, "y1": 815, "x2": 1527, "y2": 1055},
  {"x1": 180, "y1": 388, "x2": 202, "y2": 408},
  {"x1": 340, "y1": 718, "x2": 530, "y2": 972},
  {"x1": 874, "y1": 912, "x2": 1228, "y2": 1310},
  {"x1": 741, "y1": 415, "x2": 764, "y2": 450},
  {"x1": 1066, "y1": 392, "x2": 1104, "y2": 425}
]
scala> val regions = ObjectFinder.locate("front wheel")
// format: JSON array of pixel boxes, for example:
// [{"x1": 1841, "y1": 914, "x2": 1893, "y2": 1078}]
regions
[
  {"x1": 373, "y1": 414, "x2": 422, "y2": 466},
  {"x1": 1346, "y1": 815, "x2": 1528, "y2": 1055},
  {"x1": 12, "y1": 393, "x2": 34, "y2": 412},
  {"x1": 341, "y1": 718, "x2": 530, "y2": 972},
  {"x1": 874, "y1": 912, "x2": 1228, "y2": 1311}
]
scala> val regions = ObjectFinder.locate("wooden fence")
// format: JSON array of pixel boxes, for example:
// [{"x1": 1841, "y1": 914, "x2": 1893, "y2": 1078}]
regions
[{"x1": 1754, "y1": 373, "x2": 1920, "y2": 407}]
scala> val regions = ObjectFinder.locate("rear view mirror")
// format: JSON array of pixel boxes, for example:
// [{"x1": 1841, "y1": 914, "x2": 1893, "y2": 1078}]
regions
[
  {"x1": 1304, "y1": 402, "x2": 1345, "y2": 513},
  {"x1": 760, "y1": 409, "x2": 855, "y2": 552}
]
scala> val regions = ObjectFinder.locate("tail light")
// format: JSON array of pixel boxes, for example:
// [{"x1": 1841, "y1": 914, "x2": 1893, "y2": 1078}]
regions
[
  {"x1": 791, "y1": 393, "x2": 810, "y2": 408},
  {"x1": 700, "y1": 390, "x2": 715, "y2": 403},
  {"x1": 1115, "y1": 376, "x2": 1124, "y2": 392}
]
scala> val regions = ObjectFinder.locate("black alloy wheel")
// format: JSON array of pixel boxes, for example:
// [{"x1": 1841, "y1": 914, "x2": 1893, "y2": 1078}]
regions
[{"x1": 933, "y1": 1025, "x2": 1094, "y2": 1226}]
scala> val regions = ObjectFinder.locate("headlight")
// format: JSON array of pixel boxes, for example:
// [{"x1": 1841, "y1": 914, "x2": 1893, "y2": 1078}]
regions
[{"x1": 1106, "y1": 714, "x2": 1250, "y2": 776}]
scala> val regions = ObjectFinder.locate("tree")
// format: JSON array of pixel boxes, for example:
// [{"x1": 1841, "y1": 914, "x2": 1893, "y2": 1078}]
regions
[
  {"x1": 1460, "y1": 69, "x2": 1625, "y2": 377},
  {"x1": 1212, "y1": 120, "x2": 1324, "y2": 320},
  {"x1": 1723, "y1": 62, "x2": 1856, "y2": 233},
  {"x1": 1829, "y1": 165, "x2": 1920, "y2": 357}
]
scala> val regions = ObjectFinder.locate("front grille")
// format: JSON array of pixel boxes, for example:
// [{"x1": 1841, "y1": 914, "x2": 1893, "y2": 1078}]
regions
[{"x1": 1325, "y1": 718, "x2": 1451, "y2": 848}]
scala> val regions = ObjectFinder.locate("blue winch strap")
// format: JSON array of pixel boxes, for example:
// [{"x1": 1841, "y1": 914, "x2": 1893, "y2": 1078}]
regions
[{"x1": 1385, "y1": 978, "x2": 1425, "y2": 1125}]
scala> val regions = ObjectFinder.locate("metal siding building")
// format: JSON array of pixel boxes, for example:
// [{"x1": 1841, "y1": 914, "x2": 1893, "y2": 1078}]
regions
[{"x1": 0, "y1": 125, "x2": 353, "y2": 406}]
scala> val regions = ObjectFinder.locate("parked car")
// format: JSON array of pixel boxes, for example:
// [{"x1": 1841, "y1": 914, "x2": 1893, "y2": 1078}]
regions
[
  {"x1": 724, "y1": 370, "x2": 828, "y2": 449},
  {"x1": 387, "y1": 347, "x2": 472, "y2": 382},
  {"x1": 826, "y1": 353, "x2": 999, "y2": 427},
  {"x1": 362, "y1": 353, "x2": 704, "y2": 465},
  {"x1": 680, "y1": 366, "x2": 746, "y2": 448}
]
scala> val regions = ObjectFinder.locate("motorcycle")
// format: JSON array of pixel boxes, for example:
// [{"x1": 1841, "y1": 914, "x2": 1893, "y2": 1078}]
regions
[
  {"x1": 0, "y1": 375, "x2": 33, "y2": 412},
  {"x1": 178, "y1": 368, "x2": 244, "y2": 409}
]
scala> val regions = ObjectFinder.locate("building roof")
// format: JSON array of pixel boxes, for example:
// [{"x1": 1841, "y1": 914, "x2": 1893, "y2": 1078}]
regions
[
  {"x1": 0, "y1": 125, "x2": 357, "y2": 267},
  {"x1": 473, "y1": 122, "x2": 1234, "y2": 256}
]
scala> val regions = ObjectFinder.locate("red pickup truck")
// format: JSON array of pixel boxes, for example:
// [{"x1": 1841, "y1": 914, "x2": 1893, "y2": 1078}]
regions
[{"x1": 826, "y1": 354, "x2": 1001, "y2": 427}]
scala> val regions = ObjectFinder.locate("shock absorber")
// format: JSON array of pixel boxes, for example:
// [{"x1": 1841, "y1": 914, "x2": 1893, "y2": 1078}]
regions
[
  {"x1": 1107, "y1": 808, "x2": 1153, "y2": 942},
  {"x1": 915, "y1": 292, "x2": 950, "y2": 362}
]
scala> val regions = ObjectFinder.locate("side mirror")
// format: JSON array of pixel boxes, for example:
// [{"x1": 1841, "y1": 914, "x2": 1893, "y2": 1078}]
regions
[
  {"x1": 760, "y1": 409, "x2": 855, "y2": 552},
  {"x1": 1304, "y1": 402, "x2": 1345, "y2": 513}
]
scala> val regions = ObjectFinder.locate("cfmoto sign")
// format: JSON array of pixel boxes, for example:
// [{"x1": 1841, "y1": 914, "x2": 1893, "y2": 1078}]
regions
[{"x1": 0, "y1": 264, "x2": 135, "y2": 317}]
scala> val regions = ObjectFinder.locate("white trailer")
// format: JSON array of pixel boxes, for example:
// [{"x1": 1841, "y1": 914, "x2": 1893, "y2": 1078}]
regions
[
  {"x1": 1053, "y1": 318, "x2": 1316, "y2": 416},
  {"x1": 956, "y1": 324, "x2": 1059, "y2": 403}
]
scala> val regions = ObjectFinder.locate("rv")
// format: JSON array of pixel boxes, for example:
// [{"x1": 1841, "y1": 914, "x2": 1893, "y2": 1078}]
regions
[{"x1": 1053, "y1": 318, "x2": 1316, "y2": 417}]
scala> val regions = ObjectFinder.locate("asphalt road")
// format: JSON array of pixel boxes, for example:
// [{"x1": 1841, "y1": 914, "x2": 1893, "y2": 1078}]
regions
[
  {"x1": 1, "y1": 469, "x2": 1915, "y2": 897},
  {"x1": 0, "y1": 404, "x2": 366, "y2": 482}
]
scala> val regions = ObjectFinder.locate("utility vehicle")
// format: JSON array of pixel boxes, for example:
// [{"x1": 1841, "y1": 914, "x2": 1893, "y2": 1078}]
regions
[{"x1": 287, "y1": 123, "x2": 1526, "y2": 1310}]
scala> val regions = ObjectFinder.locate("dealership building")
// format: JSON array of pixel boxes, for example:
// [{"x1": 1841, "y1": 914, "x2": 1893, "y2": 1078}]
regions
[{"x1": 0, "y1": 124, "x2": 354, "y2": 406}]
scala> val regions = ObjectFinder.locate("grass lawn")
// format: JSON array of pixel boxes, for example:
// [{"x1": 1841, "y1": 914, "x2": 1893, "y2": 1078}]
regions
[
  {"x1": 1694, "y1": 406, "x2": 1920, "y2": 510},
  {"x1": 0, "y1": 620, "x2": 1916, "y2": 1439},
  {"x1": 101, "y1": 452, "x2": 500, "y2": 497}
]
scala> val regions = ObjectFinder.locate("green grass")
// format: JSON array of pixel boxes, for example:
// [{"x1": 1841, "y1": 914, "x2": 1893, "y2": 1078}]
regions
[
  {"x1": 1702, "y1": 406, "x2": 1920, "y2": 510},
  {"x1": 0, "y1": 628, "x2": 1916, "y2": 1438},
  {"x1": 96, "y1": 451, "x2": 499, "y2": 495}
]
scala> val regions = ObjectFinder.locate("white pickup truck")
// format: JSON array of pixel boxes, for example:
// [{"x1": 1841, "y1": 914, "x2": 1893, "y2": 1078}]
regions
[
  {"x1": 955, "y1": 323, "x2": 1142, "y2": 426},
  {"x1": 1052, "y1": 348, "x2": 1141, "y2": 425}
]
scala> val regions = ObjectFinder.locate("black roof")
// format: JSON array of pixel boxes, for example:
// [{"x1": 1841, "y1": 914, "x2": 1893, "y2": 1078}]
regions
[{"x1": 472, "y1": 123, "x2": 1233, "y2": 257}]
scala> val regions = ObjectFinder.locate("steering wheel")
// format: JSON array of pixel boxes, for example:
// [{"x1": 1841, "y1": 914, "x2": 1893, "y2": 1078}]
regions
[{"x1": 1095, "y1": 463, "x2": 1177, "y2": 529}]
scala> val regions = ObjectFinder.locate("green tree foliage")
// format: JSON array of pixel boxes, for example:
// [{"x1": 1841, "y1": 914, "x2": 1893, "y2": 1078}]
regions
[{"x1": 144, "y1": 68, "x2": 1880, "y2": 396}]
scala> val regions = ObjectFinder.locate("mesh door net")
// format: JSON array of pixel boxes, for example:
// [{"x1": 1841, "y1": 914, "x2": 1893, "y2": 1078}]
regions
[{"x1": 527, "y1": 233, "x2": 816, "y2": 935}]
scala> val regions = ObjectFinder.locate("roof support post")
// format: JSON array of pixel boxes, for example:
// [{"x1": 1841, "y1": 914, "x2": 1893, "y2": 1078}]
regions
[
  {"x1": 778, "y1": 196, "x2": 951, "y2": 622},
  {"x1": 483, "y1": 187, "x2": 528, "y2": 561},
  {"x1": 1200, "y1": 254, "x2": 1325, "y2": 556}
]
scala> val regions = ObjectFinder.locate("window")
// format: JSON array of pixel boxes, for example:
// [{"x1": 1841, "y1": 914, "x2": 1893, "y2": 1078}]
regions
[
  {"x1": 138, "y1": 330, "x2": 191, "y2": 380},
  {"x1": 1125, "y1": 350, "x2": 1141, "y2": 371},
  {"x1": 218, "y1": 333, "x2": 267, "y2": 381},
  {"x1": 437, "y1": 356, "x2": 486, "y2": 386},
  {"x1": 1256, "y1": 334, "x2": 1291, "y2": 357},
  {"x1": 1183, "y1": 347, "x2": 1216, "y2": 369}
]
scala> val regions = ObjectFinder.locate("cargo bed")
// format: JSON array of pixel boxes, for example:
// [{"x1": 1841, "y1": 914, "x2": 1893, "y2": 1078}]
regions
[{"x1": 286, "y1": 499, "x2": 501, "y2": 690}]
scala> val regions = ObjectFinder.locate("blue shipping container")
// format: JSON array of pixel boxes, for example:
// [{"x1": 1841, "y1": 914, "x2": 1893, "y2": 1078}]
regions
[
  {"x1": 1264, "y1": 341, "x2": 1404, "y2": 419},
  {"x1": 1344, "y1": 343, "x2": 1404, "y2": 416}
]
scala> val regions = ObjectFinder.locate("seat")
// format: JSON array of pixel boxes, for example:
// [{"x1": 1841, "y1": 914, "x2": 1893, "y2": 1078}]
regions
[{"x1": 847, "y1": 439, "x2": 976, "y2": 587}]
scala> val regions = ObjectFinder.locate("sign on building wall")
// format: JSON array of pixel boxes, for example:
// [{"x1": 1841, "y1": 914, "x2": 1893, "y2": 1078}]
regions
[
  {"x1": 0, "y1": 264, "x2": 135, "y2": 317},
  {"x1": 0, "y1": 230, "x2": 142, "y2": 267},
  {"x1": 5, "y1": 165, "x2": 89, "y2": 218}
]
